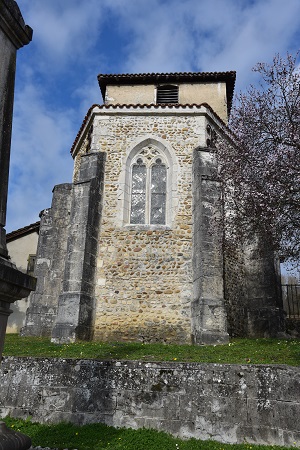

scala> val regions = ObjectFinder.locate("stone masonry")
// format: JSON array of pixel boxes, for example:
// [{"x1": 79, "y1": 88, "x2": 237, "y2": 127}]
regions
[
  {"x1": 87, "y1": 111, "x2": 207, "y2": 344},
  {"x1": 0, "y1": 357, "x2": 299, "y2": 447}
]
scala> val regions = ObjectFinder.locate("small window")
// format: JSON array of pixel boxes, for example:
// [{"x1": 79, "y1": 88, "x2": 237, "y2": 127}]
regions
[
  {"x1": 27, "y1": 254, "x2": 36, "y2": 276},
  {"x1": 156, "y1": 85, "x2": 179, "y2": 104}
]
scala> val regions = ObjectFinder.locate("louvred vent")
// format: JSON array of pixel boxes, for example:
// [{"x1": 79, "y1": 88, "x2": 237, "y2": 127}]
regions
[{"x1": 157, "y1": 85, "x2": 179, "y2": 104}]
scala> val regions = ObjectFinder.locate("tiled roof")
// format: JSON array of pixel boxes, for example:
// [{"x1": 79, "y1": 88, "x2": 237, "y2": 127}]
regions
[
  {"x1": 6, "y1": 221, "x2": 40, "y2": 242},
  {"x1": 97, "y1": 70, "x2": 236, "y2": 108},
  {"x1": 70, "y1": 102, "x2": 227, "y2": 155}
]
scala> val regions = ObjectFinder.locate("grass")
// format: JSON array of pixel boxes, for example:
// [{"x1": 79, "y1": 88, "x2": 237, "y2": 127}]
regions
[
  {"x1": 3, "y1": 417, "x2": 296, "y2": 450},
  {"x1": 3, "y1": 334, "x2": 300, "y2": 365}
]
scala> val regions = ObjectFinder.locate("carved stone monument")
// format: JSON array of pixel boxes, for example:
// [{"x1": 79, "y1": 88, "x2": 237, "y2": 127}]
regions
[{"x1": 0, "y1": 0, "x2": 36, "y2": 361}]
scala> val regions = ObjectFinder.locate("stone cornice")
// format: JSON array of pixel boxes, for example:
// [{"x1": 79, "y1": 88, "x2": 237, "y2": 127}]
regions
[{"x1": 0, "y1": 0, "x2": 32, "y2": 49}]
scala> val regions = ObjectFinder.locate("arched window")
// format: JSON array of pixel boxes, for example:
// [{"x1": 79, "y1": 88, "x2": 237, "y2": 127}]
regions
[
  {"x1": 130, "y1": 145, "x2": 167, "y2": 225},
  {"x1": 119, "y1": 138, "x2": 178, "y2": 228}
]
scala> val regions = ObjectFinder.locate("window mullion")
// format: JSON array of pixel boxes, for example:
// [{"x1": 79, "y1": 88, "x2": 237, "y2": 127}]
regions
[{"x1": 146, "y1": 165, "x2": 151, "y2": 224}]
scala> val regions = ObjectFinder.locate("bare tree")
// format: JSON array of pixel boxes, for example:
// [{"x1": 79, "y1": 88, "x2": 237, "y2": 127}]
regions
[{"x1": 216, "y1": 52, "x2": 300, "y2": 264}]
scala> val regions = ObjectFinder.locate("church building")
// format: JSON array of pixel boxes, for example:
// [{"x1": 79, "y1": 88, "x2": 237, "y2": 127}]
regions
[{"x1": 21, "y1": 71, "x2": 284, "y2": 344}]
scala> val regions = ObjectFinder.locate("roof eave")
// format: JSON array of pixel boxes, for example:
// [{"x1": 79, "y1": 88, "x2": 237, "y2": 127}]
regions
[{"x1": 6, "y1": 221, "x2": 40, "y2": 242}]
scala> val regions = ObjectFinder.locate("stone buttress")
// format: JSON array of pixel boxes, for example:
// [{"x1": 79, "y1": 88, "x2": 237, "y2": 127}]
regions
[{"x1": 22, "y1": 153, "x2": 105, "y2": 342}]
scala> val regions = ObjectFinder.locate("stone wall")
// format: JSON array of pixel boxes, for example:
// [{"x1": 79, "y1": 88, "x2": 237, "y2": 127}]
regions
[
  {"x1": 224, "y1": 243, "x2": 248, "y2": 336},
  {"x1": 22, "y1": 108, "x2": 234, "y2": 344},
  {"x1": 79, "y1": 112, "x2": 209, "y2": 344},
  {"x1": 0, "y1": 357, "x2": 299, "y2": 447},
  {"x1": 224, "y1": 239, "x2": 284, "y2": 338},
  {"x1": 52, "y1": 152, "x2": 105, "y2": 343},
  {"x1": 21, "y1": 104, "x2": 285, "y2": 344},
  {"x1": 22, "y1": 152, "x2": 106, "y2": 342}
]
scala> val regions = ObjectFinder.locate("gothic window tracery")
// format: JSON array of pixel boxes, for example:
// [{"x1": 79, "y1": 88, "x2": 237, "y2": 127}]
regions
[{"x1": 130, "y1": 145, "x2": 167, "y2": 225}]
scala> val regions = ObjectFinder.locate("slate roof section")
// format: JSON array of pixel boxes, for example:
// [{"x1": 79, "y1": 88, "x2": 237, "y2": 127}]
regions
[
  {"x1": 97, "y1": 70, "x2": 236, "y2": 113},
  {"x1": 6, "y1": 221, "x2": 40, "y2": 242}
]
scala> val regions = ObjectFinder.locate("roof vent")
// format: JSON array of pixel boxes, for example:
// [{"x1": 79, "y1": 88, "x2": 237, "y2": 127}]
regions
[{"x1": 156, "y1": 85, "x2": 179, "y2": 104}]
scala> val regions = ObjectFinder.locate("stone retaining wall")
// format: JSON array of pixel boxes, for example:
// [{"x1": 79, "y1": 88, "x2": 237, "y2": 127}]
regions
[{"x1": 0, "y1": 357, "x2": 299, "y2": 446}]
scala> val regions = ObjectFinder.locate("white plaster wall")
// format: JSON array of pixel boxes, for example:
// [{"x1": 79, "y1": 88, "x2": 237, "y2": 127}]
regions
[
  {"x1": 7, "y1": 232, "x2": 38, "y2": 272},
  {"x1": 105, "y1": 84, "x2": 155, "y2": 105},
  {"x1": 105, "y1": 82, "x2": 228, "y2": 123},
  {"x1": 6, "y1": 231, "x2": 38, "y2": 333}
]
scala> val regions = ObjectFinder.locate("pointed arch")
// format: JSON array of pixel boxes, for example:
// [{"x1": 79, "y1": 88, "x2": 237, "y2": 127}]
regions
[{"x1": 118, "y1": 137, "x2": 178, "y2": 227}]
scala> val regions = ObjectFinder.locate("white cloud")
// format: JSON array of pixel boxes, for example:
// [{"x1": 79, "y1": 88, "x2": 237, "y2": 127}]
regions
[
  {"x1": 73, "y1": 74, "x2": 103, "y2": 114},
  {"x1": 7, "y1": 81, "x2": 74, "y2": 231},
  {"x1": 17, "y1": 0, "x2": 106, "y2": 72},
  {"x1": 104, "y1": 0, "x2": 195, "y2": 73}
]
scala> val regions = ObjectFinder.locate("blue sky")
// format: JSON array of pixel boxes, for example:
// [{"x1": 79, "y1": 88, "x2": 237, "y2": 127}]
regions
[{"x1": 6, "y1": 0, "x2": 300, "y2": 232}]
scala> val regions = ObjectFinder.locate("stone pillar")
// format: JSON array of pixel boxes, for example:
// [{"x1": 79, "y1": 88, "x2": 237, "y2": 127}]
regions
[
  {"x1": 192, "y1": 147, "x2": 229, "y2": 344},
  {"x1": 0, "y1": 0, "x2": 36, "y2": 362},
  {"x1": 0, "y1": 3, "x2": 38, "y2": 448},
  {"x1": 51, "y1": 152, "x2": 105, "y2": 343},
  {"x1": 0, "y1": 0, "x2": 32, "y2": 258}
]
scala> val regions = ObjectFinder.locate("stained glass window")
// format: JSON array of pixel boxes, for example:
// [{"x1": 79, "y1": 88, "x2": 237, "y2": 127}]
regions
[{"x1": 130, "y1": 149, "x2": 167, "y2": 225}]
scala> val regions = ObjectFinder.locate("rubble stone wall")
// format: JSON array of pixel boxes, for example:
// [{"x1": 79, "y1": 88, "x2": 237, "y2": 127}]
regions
[{"x1": 76, "y1": 111, "x2": 209, "y2": 344}]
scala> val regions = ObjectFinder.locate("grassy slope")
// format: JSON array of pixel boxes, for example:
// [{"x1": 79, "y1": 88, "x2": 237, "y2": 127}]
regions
[{"x1": 3, "y1": 334, "x2": 300, "y2": 365}]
